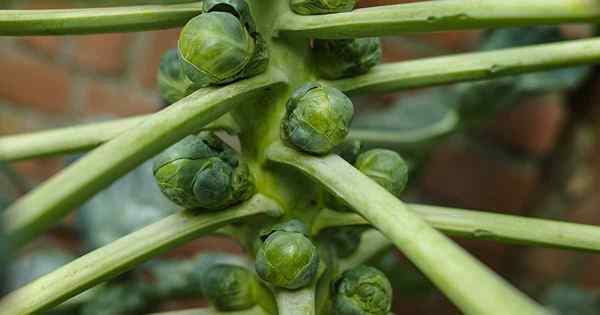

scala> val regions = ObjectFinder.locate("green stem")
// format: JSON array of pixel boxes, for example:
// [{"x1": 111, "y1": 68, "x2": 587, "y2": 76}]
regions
[
  {"x1": 277, "y1": 0, "x2": 600, "y2": 38},
  {"x1": 0, "y1": 114, "x2": 239, "y2": 162},
  {"x1": 147, "y1": 305, "x2": 267, "y2": 315},
  {"x1": 313, "y1": 206, "x2": 600, "y2": 253},
  {"x1": 337, "y1": 229, "x2": 391, "y2": 272},
  {"x1": 275, "y1": 285, "x2": 317, "y2": 315},
  {"x1": 267, "y1": 142, "x2": 549, "y2": 315},
  {"x1": 0, "y1": 3, "x2": 202, "y2": 35},
  {"x1": 329, "y1": 37, "x2": 600, "y2": 95},
  {"x1": 3, "y1": 73, "x2": 285, "y2": 247},
  {"x1": 0, "y1": 194, "x2": 281, "y2": 315}
]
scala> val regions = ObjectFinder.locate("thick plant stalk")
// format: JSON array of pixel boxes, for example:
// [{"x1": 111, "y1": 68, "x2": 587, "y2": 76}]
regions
[
  {"x1": 277, "y1": 0, "x2": 600, "y2": 39},
  {"x1": 0, "y1": 3, "x2": 202, "y2": 35},
  {"x1": 0, "y1": 114, "x2": 239, "y2": 162},
  {"x1": 312, "y1": 207, "x2": 600, "y2": 252},
  {"x1": 329, "y1": 37, "x2": 600, "y2": 95},
  {"x1": 267, "y1": 142, "x2": 549, "y2": 315},
  {"x1": 147, "y1": 306, "x2": 267, "y2": 315},
  {"x1": 0, "y1": 194, "x2": 281, "y2": 315},
  {"x1": 3, "y1": 73, "x2": 285, "y2": 247}
]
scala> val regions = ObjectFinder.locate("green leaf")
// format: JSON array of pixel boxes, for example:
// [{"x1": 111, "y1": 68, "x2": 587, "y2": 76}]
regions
[{"x1": 78, "y1": 160, "x2": 179, "y2": 249}]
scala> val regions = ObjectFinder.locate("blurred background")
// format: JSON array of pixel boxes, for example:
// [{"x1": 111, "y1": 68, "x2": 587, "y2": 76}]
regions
[{"x1": 2, "y1": 0, "x2": 600, "y2": 314}]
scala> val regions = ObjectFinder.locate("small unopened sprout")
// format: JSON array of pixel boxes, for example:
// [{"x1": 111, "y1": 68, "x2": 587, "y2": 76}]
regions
[
  {"x1": 328, "y1": 226, "x2": 365, "y2": 258},
  {"x1": 255, "y1": 220, "x2": 320, "y2": 289},
  {"x1": 355, "y1": 149, "x2": 408, "y2": 197},
  {"x1": 201, "y1": 264, "x2": 257, "y2": 311},
  {"x1": 153, "y1": 132, "x2": 254, "y2": 210},
  {"x1": 157, "y1": 48, "x2": 196, "y2": 104},
  {"x1": 178, "y1": 0, "x2": 268, "y2": 86},
  {"x1": 281, "y1": 82, "x2": 354, "y2": 154},
  {"x1": 291, "y1": 0, "x2": 356, "y2": 15},
  {"x1": 334, "y1": 139, "x2": 362, "y2": 165},
  {"x1": 314, "y1": 38, "x2": 381, "y2": 80},
  {"x1": 333, "y1": 265, "x2": 392, "y2": 315}
]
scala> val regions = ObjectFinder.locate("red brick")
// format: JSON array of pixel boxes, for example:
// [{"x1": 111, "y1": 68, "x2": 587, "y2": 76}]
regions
[
  {"x1": 82, "y1": 80, "x2": 158, "y2": 117},
  {"x1": 19, "y1": 36, "x2": 65, "y2": 59},
  {"x1": 0, "y1": 52, "x2": 71, "y2": 113},
  {"x1": 137, "y1": 28, "x2": 181, "y2": 89},
  {"x1": 413, "y1": 31, "x2": 482, "y2": 52},
  {"x1": 71, "y1": 33, "x2": 132, "y2": 76},
  {"x1": 492, "y1": 94, "x2": 566, "y2": 157},
  {"x1": 421, "y1": 137, "x2": 541, "y2": 213},
  {"x1": 0, "y1": 111, "x2": 29, "y2": 135},
  {"x1": 161, "y1": 235, "x2": 243, "y2": 259},
  {"x1": 11, "y1": 157, "x2": 65, "y2": 184}
]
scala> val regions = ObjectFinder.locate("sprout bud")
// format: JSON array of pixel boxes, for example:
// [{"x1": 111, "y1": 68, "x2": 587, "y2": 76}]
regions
[
  {"x1": 201, "y1": 264, "x2": 257, "y2": 311},
  {"x1": 281, "y1": 82, "x2": 354, "y2": 155},
  {"x1": 157, "y1": 48, "x2": 197, "y2": 104},
  {"x1": 153, "y1": 132, "x2": 254, "y2": 210},
  {"x1": 255, "y1": 220, "x2": 319, "y2": 289},
  {"x1": 314, "y1": 38, "x2": 381, "y2": 80},
  {"x1": 333, "y1": 265, "x2": 392, "y2": 315},
  {"x1": 355, "y1": 149, "x2": 408, "y2": 197}
]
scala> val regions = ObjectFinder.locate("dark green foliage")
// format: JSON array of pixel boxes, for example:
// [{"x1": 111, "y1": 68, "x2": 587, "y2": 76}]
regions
[
  {"x1": 327, "y1": 226, "x2": 366, "y2": 258},
  {"x1": 542, "y1": 285, "x2": 600, "y2": 315},
  {"x1": 157, "y1": 48, "x2": 196, "y2": 104},
  {"x1": 153, "y1": 132, "x2": 255, "y2": 210},
  {"x1": 281, "y1": 82, "x2": 355, "y2": 154},
  {"x1": 333, "y1": 265, "x2": 392, "y2": 315},
  {"x1": 314, "y1": 38, "x2": 381, "y2": 79}
]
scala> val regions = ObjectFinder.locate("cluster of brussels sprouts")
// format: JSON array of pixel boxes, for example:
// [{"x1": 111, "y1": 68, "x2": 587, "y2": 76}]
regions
[
  {"x1": 153, "y1": 132, "x2": 254, "y2": 211},
  {"x1": 157, "y1": 0, "x2": 268, "y2": 104}
]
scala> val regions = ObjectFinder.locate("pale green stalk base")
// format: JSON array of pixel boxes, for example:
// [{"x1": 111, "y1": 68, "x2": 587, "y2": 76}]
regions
[
  {"x1": 0, "y1": 194, "x2": 281, "y2": 315},
  {"x1": 0, "y1": 114, "x2": 238, "y2": 162},
  {"x1": 0, "y1": 3, "x2": 202, "y2": 35},
  {"x1": 277, "y1": 0, "x2": 600, "y2": 38},
  {"x1": 329, "y1": 37, "x2": 600, "y2": 95},
  {"x1": 3, "y1": 73, "x2": 284, "y2": 247},
  {"x1": 313, "y1": 206, "x2": 600, "y2": 252},
  {"x1": 148, "y1": 306, "x2": 267, "y2": 315},
  {"x1": 268, "y1": 142, "x2": 549, "y2": 315},
  {"x1": 276, "y1": 285, "x2": 317, "y2": 315}
]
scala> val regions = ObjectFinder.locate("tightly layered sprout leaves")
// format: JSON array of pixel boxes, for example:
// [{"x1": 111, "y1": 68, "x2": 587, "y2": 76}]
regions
[
  {"x1": 333, "y1": 265, "x2": 393, "y2": 315},
  {"x1": 355, "y1": 149, "x2": 409, "y2": 198},
  {"x1": 201, "y1": 264, "x2": 258, "y2": 311},
  {"x1": 157, "y1": 48, "x2": 196, "y2": 105},
  {"x1": 153, "y1": 132, "x2": 254, "y2": 210},
  {"x1": 314, "y1": 38, "x2": 382, "y2": 80},
  {"x1": 281, "y1": 82, "x2": 355, "y2": 154},
  {"x1": 255, "y1": 220, "x2": 320, "y2": 289}
]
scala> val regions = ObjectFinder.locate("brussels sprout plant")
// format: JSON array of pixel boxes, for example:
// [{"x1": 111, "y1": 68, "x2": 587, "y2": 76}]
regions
[{"x1": 5, "y1": 1, "x2": 600, "y2": 315}]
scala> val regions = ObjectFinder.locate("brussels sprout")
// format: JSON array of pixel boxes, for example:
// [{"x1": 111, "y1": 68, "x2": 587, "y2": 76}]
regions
[
  {"x1": 281, "y1": 82, "x2": 354, "y2": 154},
  {"x1": 355, "y1": 149, "x2": 408, "y2": 197},
  {"x1": 314, "y1": 38, "x2": 381, "y2": 80},
  {"x1": 328, "y1": 226, "x2": 366, "y2": 258},
  {"x1": 334, "y1": 139, "x2": 362, "y2": 165},
  {"x1": 291, "y1": 0, "x2": 356, "y2": 15},
  {"x1": 255, "y1": 220, "x2": 320, "y2": 289},
  {"x1": 157, "y1": 48, "x2": 197, "y2": 104},
  {"x1": 333, "y1": 265, "x2": 392, "y2": 315},
  {"x1": 178, "y1": 0, "x2": 268, "y2": 86},
  {"x1": 201, "y1": 264, "x2": 257, "y2": 311},
  {"x1": 153, "y1": 132, "x2": 255, "y2": 210}
]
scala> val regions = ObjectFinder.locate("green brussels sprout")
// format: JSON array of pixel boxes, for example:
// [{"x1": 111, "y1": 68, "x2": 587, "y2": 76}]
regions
[
  {"x1": 334, "y1": 139, "x2": 362, "y2": 165},
  {"x1": 327, "y1": 226, "x2": 366, "y2": 258},
  {"x1": 355, "y1": 149, "x2": 408, "y2": 197},
  {"x1": 291, "y1": 0, "x2": 356, "y2": 15},
  {"x1": 157, "y1": 48, "x2": 197, "y2": 104},
  {"x1": 178, "y1": 0, "x2": 268, "y2": 86},
  {"x1": 314, "y1": 38, "x2": 381, "y2": 80},
  {"x1": 153, "y1": 132, "x2": 254, "y2": 210},
  {"x1": 201, "y1": 264, "x2": 257, "y2": 311},
  {"x1": 333, "y1": 265, "x2": 393, "y2": 315},
  {"x1": 281, "y1": 82, "x2": 354, "y2": 154},
  {"x1": 255, "y1": 220, "x2": 320, "y2": 289}
]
